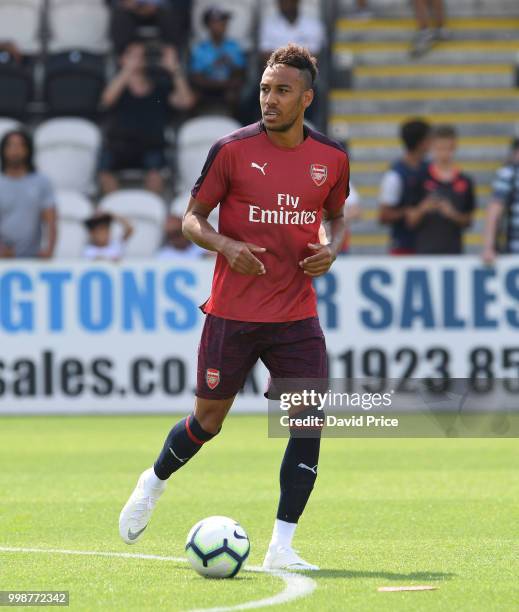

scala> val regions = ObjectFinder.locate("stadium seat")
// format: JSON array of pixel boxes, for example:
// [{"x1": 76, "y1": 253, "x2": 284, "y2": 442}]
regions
[
  {"x1": 0, "y1": 117, "x2": 21, "y2": 141},
  {"x1": 34, "y1": 118, "x2": 101, "y2": 194},
  {"x1": 48, "y1": 0, "x2": 110, "y2": 54},
  {"x1": 0, "y1": 0, "x2": 43, "y2": 55},
  {"x1": 99, "y1": 190, "x2": 166, "y2": 257},
  {"x1": 191, "y1": 0, "x2": 257, "y2": 51},
  {"x1": 44, "y1": 51, "x2": 105, "y2": 117},
  {"x1": 176, "y1": 116, "x2": 241, "y2": 192},
  {"x1": 0, "y1": 53, "x2": 33, "y2": 118},
  {"x1": 54, "y1": 190, "x2": 92, "y2": 258}
]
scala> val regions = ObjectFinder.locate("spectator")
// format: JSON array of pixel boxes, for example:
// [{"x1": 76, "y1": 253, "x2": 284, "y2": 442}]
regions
[
  {"x1": 0, "y1": 130, "x2": 56, "y2": 258},
  {"x1": 378, "y1": 119, "x2": 431, "y2": 255},
  {"x1": 259, "y1": 0, "x2": 325, "y2": 63},
  {"x1": 98, "y1": 42, "x2": 195, "y2": 195},
  {"x1": 482, "y1": 138, "x2": 519, "y2": 264},
  {"x1": 406, "y1": 125, "x2": 475, "y2": 255},
  {"x1": 410, "y1": 0, "x2": 447, "y2": 57},
  {"x1": 108, "y1": 0, "x2": 185, "y2": 56},
  {"x1": 189, "y1": 7, "x2": 246, "y2": 116},
  {"x1": 156, "y1": 214, "x2": 205, "y2": 259},
  {"x1": 350, "y1": 0, "x2": 373, "y2": 20},
  {"x1": 252, "y1": 0, "x2": 325, "y2": 124},
  {"x1": 83, "y1": 211, "x2": 133, "y2": 260}
]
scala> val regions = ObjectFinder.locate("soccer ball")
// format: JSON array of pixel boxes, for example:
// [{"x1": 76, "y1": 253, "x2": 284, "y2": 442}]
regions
[{"x1": 185, "y1": 516, "x2": 250, "y2": 578}]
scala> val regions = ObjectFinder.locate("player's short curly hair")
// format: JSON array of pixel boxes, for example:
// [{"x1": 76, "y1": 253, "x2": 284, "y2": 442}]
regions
[{"x1": 266, "y1": 44, "x2": 318, "y2": 88}]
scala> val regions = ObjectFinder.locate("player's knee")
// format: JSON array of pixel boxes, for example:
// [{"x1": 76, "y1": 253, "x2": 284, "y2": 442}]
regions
[{"x1": 194, "y1": 410, "x2": 224, "y2": 436}]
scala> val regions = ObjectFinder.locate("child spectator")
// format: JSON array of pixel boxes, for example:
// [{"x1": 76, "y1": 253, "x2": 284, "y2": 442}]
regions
[
  {"x1": 83, "y1": 211, "x2": 133, "y2": 260},
  {"x1": 406, "y1": 124, "x2": 475, "y2": 254}
]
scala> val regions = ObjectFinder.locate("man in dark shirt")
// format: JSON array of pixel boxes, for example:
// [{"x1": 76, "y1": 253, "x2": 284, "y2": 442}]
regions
[
  {"x1": 406, "y1": 124, "x2": 475, "y2": 254},
  {"x1": 98, "y1": 42, "x2": 195, "y2": 195}
]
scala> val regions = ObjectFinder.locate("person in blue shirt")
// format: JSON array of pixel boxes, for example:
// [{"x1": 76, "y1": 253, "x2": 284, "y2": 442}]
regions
[{"x1": 189, "y1": 7, "x2": 246, "y2": 116}]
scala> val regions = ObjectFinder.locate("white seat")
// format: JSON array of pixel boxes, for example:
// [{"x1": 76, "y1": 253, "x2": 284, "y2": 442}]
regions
[
  {"x1": 48, "y1": 0, "x2": 110, "y2": 54},
  {"x1": 0, "y1": 0, "x2": 43, "y2": 55},
  {"x1": 0, "y1": 117, "x2": 21, "y2": 141},
  {"x1": 176, "y1": 116, "x2": 241, "y2": 192},
  {"x1": 54, "y1": 189, "x2": 92, "y2": 258},
  {"x1": 34, "y1": 118, "x2": 101, "y2": 194},
  {"x1": 99, "y1": 190, "x2": 166, "y2": 257},
  {"x1": 191, "y1": 0, "x2": 256, "y2": 52}
]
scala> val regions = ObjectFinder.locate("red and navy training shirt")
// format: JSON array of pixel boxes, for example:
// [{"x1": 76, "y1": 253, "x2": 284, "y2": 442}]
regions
[{"x1": 192, "y1": 121, "x2": 350, "y2": 322}]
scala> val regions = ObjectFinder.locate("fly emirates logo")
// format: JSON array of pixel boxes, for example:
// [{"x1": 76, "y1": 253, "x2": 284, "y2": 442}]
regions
[{"x1": 248, "y1": 193, "x2": 317, "y2": 225}]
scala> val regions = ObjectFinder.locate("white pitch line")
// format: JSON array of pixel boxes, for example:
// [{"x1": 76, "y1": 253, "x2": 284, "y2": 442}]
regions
[{"x1": 0, "y1": 546, "x2": 316, "y2": 612}]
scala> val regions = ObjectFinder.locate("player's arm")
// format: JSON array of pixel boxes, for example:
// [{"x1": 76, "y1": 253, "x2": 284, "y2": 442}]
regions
[
  {"x1": 183, "y1": 197, "x2": 266, "y2": 275},
  {"x1": 299, "y1": 207, "x2": 346, "y2": 277}
]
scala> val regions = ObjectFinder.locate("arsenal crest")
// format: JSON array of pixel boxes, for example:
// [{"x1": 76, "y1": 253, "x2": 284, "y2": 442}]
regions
[
  {"x1": 310, "y1": 164, "x2": 327, "y2": 187},
  {"x1": 206, "y1": 368, "x2": 220, "y2": 390}
]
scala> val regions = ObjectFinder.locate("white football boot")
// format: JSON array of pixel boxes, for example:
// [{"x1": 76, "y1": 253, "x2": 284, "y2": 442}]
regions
[
  {"x1": 119, "y1": 468, "x2": 166, "y2": 544},
  {"x1": 263, "y1": 544, "x2": 319, "y2": 571}
]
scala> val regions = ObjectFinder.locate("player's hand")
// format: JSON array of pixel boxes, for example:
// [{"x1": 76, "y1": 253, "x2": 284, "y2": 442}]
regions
[
  {"x1": 221, "y1": 239, "x2": 266, "y2": 275},
  {"x1": 299, "y1": 243, "x2": 335, "y2": 277}
]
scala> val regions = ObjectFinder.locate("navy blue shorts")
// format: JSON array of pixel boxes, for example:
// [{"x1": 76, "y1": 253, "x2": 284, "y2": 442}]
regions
[{"x1": 196, "y1": 314, "x2": 328, "y2": 400}]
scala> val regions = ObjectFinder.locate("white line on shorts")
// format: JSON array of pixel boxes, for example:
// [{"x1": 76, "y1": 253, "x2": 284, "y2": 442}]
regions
[{"x1": 0, "y1": 546, "x2": 316, "y2": 612}]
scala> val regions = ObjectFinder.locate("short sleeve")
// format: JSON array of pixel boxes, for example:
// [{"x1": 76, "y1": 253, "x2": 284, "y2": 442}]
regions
[
  {"x1": 492, "y1": 165, "x2": 514, "y2": 203},
  {"x1": 191, "y1": 142, "x2": 231, "y2": 209},
  {"x1": 38, "y1": 174, "x2": 55, "y2": 211},
  {"x1": 227, "y1": 41, "x2": 246, "y2": 68},
  {"x1": 324, "y1": 154, "x2": 350, "y2": 216},
  {"x1": 378, "y1": 170, "x2": 403, "y2": 207},
  {"x1": 190, "y1": 43, "x2": 206, "y2": 73}
]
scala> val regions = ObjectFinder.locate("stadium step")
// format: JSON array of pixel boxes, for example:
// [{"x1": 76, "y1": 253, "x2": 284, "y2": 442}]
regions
[
  {"x1": 344, "y1": 135, "x2": 511, "y2": 162},
  {"x1": 335, "y1": 17, "x2": 519, "y2": 43},
  {"x1": 329, "y1": 89, "x2": 519, "y2": 115},
  {"x1": 353, "y1": 64, "x2": 514, "y2": 90},
  {"x1": 350, "y1": 160, "x2": 501, "y2": 188},
  {"x1": 333, "y1": 40, "x2": 519, "y2": 68},
  {"x1": 330, "y1": 113, "x2": 519, "y2": 139},
  {"x1": 338, "y1": 0, "x2": 519, "y2": 18}
]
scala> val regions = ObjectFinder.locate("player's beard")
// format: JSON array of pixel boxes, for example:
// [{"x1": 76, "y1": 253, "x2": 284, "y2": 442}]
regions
[{"x1": 264, "y1": 106, "x2": 302, "y2": 133}]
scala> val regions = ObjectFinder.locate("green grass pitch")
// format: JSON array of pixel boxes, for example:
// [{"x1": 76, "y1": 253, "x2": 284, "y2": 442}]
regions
[{"x1": 1, "y1": 415, "x2": 518, "y2": 611}]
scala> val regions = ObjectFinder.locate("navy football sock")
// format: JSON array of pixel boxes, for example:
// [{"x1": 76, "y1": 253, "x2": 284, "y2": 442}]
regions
[
  {"x1": 276, "y1": 436, "x2": 321, "y2": 524},
  {"x1": 153, "y1": 414, "x2": 217, "y2": 480}
]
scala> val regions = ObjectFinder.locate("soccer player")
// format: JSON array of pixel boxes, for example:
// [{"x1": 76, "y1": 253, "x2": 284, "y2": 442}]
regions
[{"x1": 119, "y1": 44, "x2": 349, "y2": 570}]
